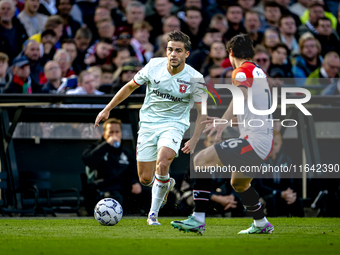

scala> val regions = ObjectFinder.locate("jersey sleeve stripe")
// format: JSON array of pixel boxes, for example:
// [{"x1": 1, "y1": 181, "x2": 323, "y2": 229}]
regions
[{"x1": 133, "y1": 77, "x2": 142, "y2": 86}]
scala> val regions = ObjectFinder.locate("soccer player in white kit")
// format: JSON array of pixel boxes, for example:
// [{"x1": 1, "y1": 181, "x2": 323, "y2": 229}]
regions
[
  {"x1": 94, "y1": 31, "x2": 206, "y2": 225},
  {"x1": 172, "y1": 34, "x2": 274, "y2": 234}
]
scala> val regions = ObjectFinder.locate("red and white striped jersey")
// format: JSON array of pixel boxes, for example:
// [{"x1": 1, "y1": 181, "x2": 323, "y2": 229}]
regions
[{"x1": 231, "y1": 61, "x2": 273, "y2": 160}]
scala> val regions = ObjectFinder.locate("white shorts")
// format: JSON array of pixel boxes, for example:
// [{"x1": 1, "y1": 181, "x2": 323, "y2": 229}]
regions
[{"x1": 136, "y1": 125, "x2": 184, "y2": 162}]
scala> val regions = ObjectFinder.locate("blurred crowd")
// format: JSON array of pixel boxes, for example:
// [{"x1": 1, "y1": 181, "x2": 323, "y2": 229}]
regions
[{"x1": 1, "y1": 0, "x2": 340, "y2": 95}]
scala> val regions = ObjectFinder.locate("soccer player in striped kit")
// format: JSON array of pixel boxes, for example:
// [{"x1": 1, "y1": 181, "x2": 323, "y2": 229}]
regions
[{"x1": 172, "y1": 34, "x2": 274, "y2": 235}]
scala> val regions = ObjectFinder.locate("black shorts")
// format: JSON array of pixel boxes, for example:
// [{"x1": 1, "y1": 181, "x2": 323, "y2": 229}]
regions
[{"x1": 214, "y1": 138, "x2": 264, "y2": 178}]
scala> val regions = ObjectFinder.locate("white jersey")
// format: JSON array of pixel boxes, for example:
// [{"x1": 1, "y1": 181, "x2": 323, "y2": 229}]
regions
[
  {"x1": 133, "y1": 57, "x2": 205, "y2": 132},
  {"x1": 232, "y1": 62, "x2": 273, "y2": 160}
]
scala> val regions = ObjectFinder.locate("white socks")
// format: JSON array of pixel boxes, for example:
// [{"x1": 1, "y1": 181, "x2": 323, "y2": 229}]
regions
[
  {"x1": 193, "y1": 212, "x2": 205, "y2": 223},
  {"x1": 254, "y1": 217, "x2": 268, "y2": 227},
  {"x1": 148, "y1": 173, "x2": 170, "y2": 217}
]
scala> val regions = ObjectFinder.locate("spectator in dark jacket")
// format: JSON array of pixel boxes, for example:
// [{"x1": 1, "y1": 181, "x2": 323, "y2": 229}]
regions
[
  {"x1": 40, "y1": 60, "x2": 63, "y2": 93},
  {"x1": 82, "y1": 118, "x2": 142, "y2": 213},
  {"x1": 56, "y1": 0, "x2": 81, "y2": 43},
  {"x1": 0, "y1": 0, "x2": 28, "y2": 64},
  {"x1": 4, "y1": 55, "x2": 39, "y2": 93}
]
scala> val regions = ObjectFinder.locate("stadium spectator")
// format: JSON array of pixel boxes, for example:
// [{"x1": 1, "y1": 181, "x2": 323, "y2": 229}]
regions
[
  {"x1": 267, "y1": 43, "x2": 293, "y2": 80},
  {"x1": 73, "y1": 27, "x2": 92, "y2": 72},
  {"x1": 82, "y1": 117, "x2": 142, "y2": 213},
  {"x1": 237, "y1": 0, "x2": 255, "y2": 12},
  {"x1": 209, "y1": 13, "x2": 228, "y2": 35},
  {"x1": 176, "y1": 0, "x2": 210, "y2": 31},
  {"x1": 279, "y1": 15, "x2": 299, "y2": 56},
  {"x1": 261, "y1": 27, "x2": 281, "y2": 52},
  {"x1": 18, "y1": 0, "x2": 48, "y2": 37},
  {"x1": 61, "y1": 39, "x2": 81, "y2": 75},
  {"x1": 29, "y1": 15, "x2": 64, "y2": 52},
  {"x1": 77, "y1": 0, "x2": 98, "y2": 24},
  {"x1": 292, "y1": 33, "x2": 323, "y2": 81},
  {"x1": 253, "y1": 131, "x2": 305, "y2": 217},
  {"x1": 154, "y1": 15, "x2": 181, "y2": 51},
  {"x1": 40, "y1": 60, "x2": 63, "y2": 93},
  {"x1": 145, "y1": 0, "x2": 173, "y2": 43},
  {"x1": 0, "y1": 52, "x2": 10, "y2": 93},
  {"x1": 53, "y1": 49, "x2": 75, "y2": 78},
  {"x1": 83, "y1": 6, "x2": 111, "y2": 43},
  {"x1": 315, "y1": 17, "x2": 340, "y2": 57},
  {"x1": 98, "y1": 0, "x2": 124, "y2": 28},
  {"x1": 111, "y1": 60, "x2": 143, "y2": 94},
  {"x1": 337, "y1": 6, "x2": 340, "y2": 37},
  {"x1": 56, "y1": 0, "x2": 81, "y2": 42},
  {"x1": 274, "y1": 0, "x2": 301, "y2": 28},
  {"x1": 186, "y1": 28, "x2": 222, "y2": 71},
  {"x1": 206, "y1": 0, "x2": 229, "y2": 19},
  {"x1": 66, "y1": 70, "x2": 104, "y2": 95},
  {"x1": 200, "y1": 41, "x2": 227, "y2": 77},
  {"x1": 131, "y1": 21, "x2": 153, "y2": 65},
  {"x1": 288, "y1": 0, "x2": 308, "y2": 17},
  {"x1": 111, "y1": 48, "x2": 131, "y2": 76},
  {"x1": 153, "y1": 32, "x2": 168, "y2": 57},
  {"x1": 123, "y1": 1, "x2": 146, "y2": 29},
  {"x1": 88, "y1": 66, "x2": 102, "y2": 91},
  {"x1": 114, "y1": 26, "x2": 135, "y2": 56},
  {"x1": 181, "y1": 6, "x2": 205, "y2": 50},
  {"x1": 98, "y1": 65, "x2": 114, "y2": 93},
  {"x1": 253, "y1": 45, "x2": 271, "y2": 74},
  {"x1": 24, "y1": 39, "x2": 51, "y2": 86},
  {"x1": 306, "y1": 51, "x2": 340, "y2": 95},
  {"x1": 244, "y1": 11, "x2": 263, "y2": 46},
  {"x1": 4, "y1": 55, "x2": 39, "y2": 93},
  {"x1": 299, "y1": 1, "x2": 337, "y2": 31},
  {"x1": 85, "y1": 38, "x2": 114, "y2": 67},
  {"x1": 96, "y1": 17, "x2": 115, "y2": 40},
  {"x1": 297, "y1": 2, "x2": 332, "y2": 38},
  {"x1": 261, "y1": 1, "x2": 282, "y2": 30},
  {"x1": 0, "y1": 0, "x2": 28, "y2": 63},
  {"x1": 223, "y1": 3, "x2": 246, "y2": 41}
]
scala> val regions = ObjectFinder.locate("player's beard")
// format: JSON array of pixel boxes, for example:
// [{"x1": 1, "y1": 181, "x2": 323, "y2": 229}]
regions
[{"x1": 170, "y1": 59, "x2": 183, "y2": 68}]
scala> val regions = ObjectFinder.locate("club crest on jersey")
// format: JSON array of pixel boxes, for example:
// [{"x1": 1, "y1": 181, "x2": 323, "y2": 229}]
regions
[
  {"x1": 179, "y1": 84, "x2": 187, "y2": 93},
  {"x1": 235, "y1": 72, "x2": 247, "y2": 82}
]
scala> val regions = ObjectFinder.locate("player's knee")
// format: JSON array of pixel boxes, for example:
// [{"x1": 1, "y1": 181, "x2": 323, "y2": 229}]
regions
[
  {"x1": 230, "y1": 179, "x2": 250, "y2": 193},
  {"x1": 156, "y1": 160, "x2": 170, "y2": 174},
  {"x1": 139, "y1": 175, "x2": 153, "y2": 186}
]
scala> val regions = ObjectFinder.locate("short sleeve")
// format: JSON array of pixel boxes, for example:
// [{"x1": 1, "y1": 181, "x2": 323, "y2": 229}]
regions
[
  {"x1": 133, "y1": 62, "x2": 150, "y2": 86},
  {"x1": 232, "y1": 68, "x2": 253, "y2": 88},
  {"x1": 192, "y1": 76, "x2": 207, "y2": 104}
]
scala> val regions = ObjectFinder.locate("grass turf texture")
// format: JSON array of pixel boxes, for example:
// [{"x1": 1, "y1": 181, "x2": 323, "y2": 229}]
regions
[{"x1": 0, "y1": 218, "x2": 339, "y2": 255}]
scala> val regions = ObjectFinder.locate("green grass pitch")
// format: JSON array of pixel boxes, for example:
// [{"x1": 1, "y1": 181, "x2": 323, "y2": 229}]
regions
[{"x1": 0, "y1": 218, "x2": 339, "y2": 255}]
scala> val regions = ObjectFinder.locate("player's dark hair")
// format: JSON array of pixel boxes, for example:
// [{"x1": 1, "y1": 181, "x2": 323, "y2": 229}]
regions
[
  {"x1": 226, "y1": 34, "x2": 255, "y2": 59},
  {"x1": 167, "y1": 30, "x2": 191, "y2": 52},
  {"x1": 103, "y1": 118, "x2": 122, "y2": 130},
  {"x1": 264, "y1": 1, "x2": 281, "y2": 10}
]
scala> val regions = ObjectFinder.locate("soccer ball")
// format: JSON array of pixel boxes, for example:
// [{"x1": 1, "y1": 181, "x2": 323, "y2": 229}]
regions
[{"x1": 94, "y1": 198, "x2": 123, "y2": 226}]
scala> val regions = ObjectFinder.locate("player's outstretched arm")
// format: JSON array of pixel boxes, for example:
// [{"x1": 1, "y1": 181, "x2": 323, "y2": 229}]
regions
[
  {"x1": 182, "y1": 103, "x2": 207, "y2": 154},
  {"x1": 94, "y1": 79, "x2": 140, "y2": 127}
]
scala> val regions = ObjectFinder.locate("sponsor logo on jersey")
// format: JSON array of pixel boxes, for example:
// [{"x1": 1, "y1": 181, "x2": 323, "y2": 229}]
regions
[
  {"x1": 179, "y1": 84, "x2": 187, "y2": 93},
  {"x1": 152, "y1": 89, "x2": 183, "y2": 102},
  {"x1": 154, "y1": 79, "x2": 160, "y2": 84},
  {"x1": 177, "y1": 79, "x2": 190, "y2": 85}
]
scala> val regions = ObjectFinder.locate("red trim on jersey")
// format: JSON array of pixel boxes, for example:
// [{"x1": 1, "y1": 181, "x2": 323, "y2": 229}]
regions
[
  {"x1": 240, "y1": 144, "x2": 253, "y2": 155},
  {"x1": 231, "y1": 62, "x2": 256, "y2": 88},
  {"x1": 264, "y1": 138, "x2": 274, "y2": 160},
  {"x1": 194, "y1": 102, "x2": 202, "y2": 104},
  {"x1": 244, "y1": 135, "x2": 248, "y2": 140},
  {"x1": 133, "y1": 77, "x2": 142, "y2": 86}
]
